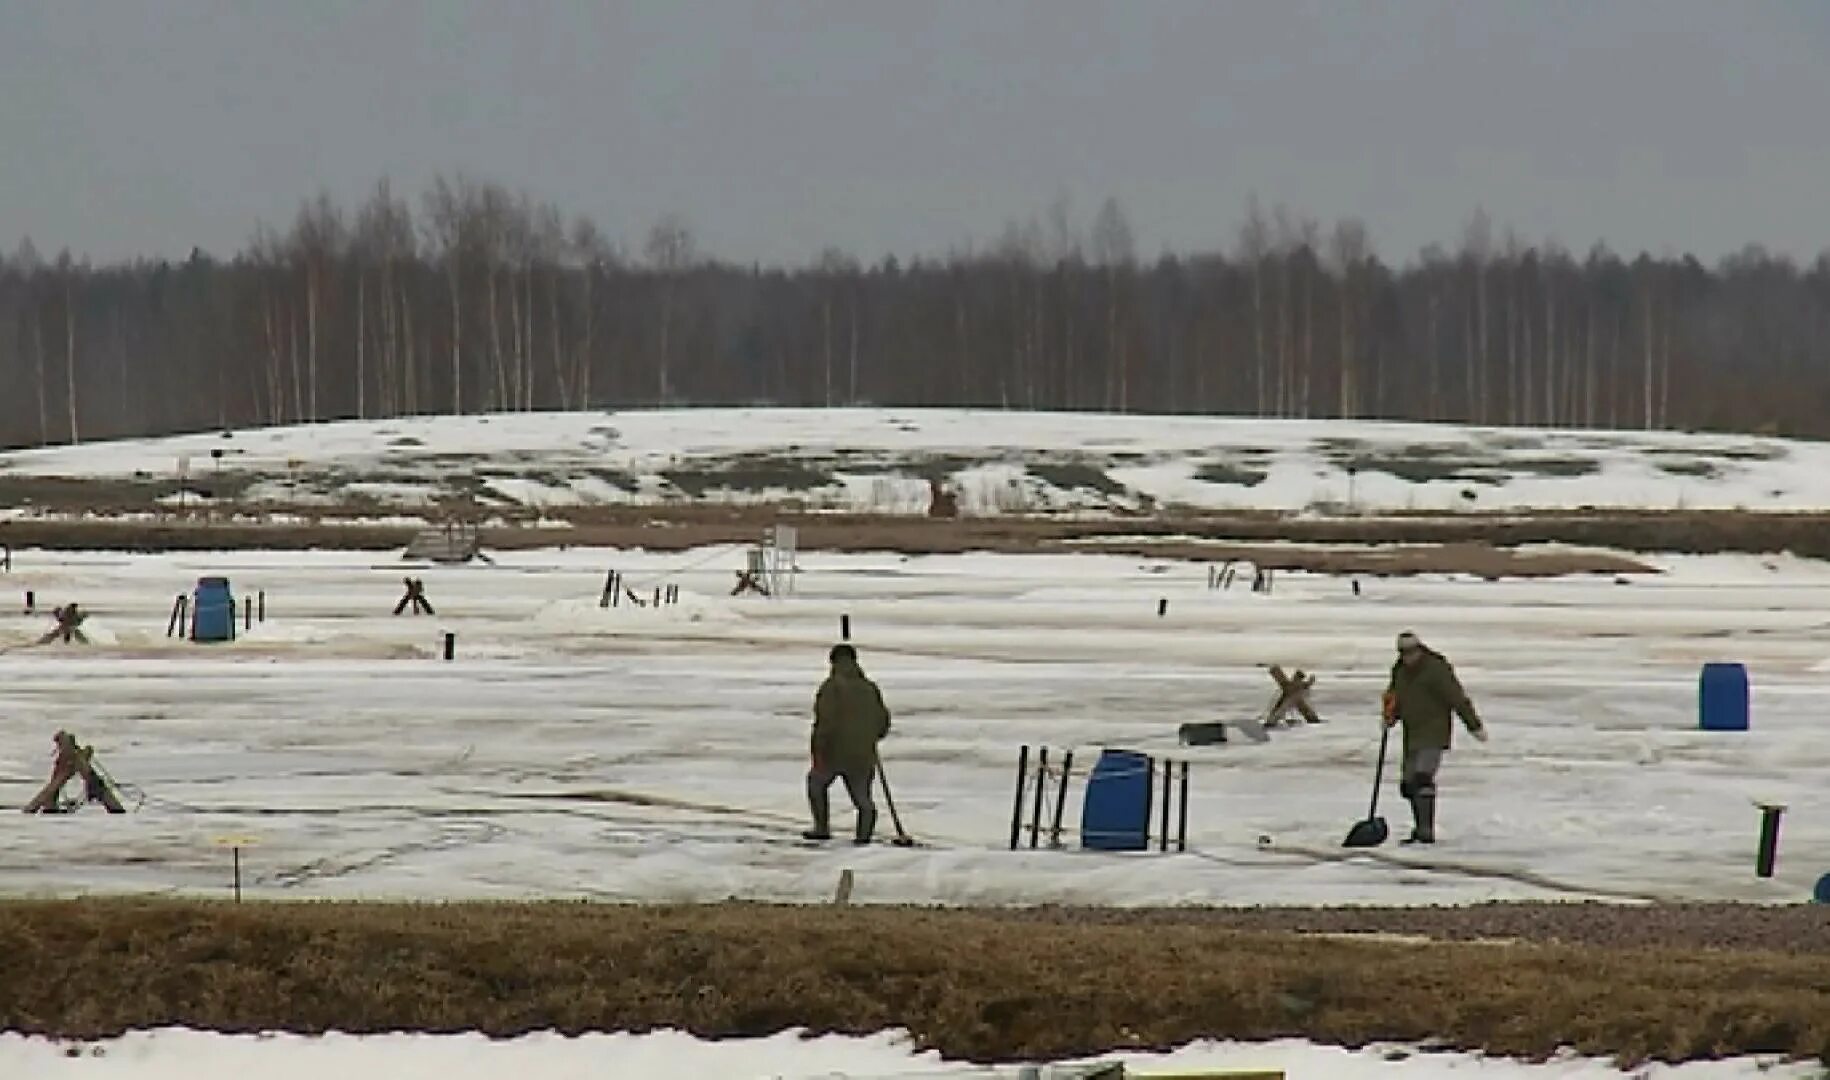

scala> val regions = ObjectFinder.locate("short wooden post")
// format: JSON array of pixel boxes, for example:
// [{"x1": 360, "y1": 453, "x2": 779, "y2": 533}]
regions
[
  {"x1": 24, "y1": 590, "x2": 35, "y2": 614},
  {"x1": 243, "y1": 596, "x2": 253, "y2": 632},
  {"x1": 258, "y1": 590, "x2": 266, "y2": 622},
  {"x1": 442, "y1": 632, "x2": 456, "y2": 661},
  {"x1": 840, "y1": 614, "x2": 851, "y2": 641},
  {"x1": 1157, "y1": 597, "x2": 1168, "y2": 617}
]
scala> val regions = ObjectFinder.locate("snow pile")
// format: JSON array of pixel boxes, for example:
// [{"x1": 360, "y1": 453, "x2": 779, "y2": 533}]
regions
[{"x1": 0, "y1": 406, "x2": 1820, "y2": 512}]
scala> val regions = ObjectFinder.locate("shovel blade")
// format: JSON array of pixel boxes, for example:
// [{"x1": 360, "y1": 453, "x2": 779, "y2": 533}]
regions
[{"x1": 1343, "y1": 816, "x2": 1388, "y2": 848}]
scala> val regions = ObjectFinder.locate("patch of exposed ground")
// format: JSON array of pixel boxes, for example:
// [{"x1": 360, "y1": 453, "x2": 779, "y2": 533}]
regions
[
  {"x1": 1060, "y1": 540, "x2": 1651, "y2": 578},
  {"x1": 0, "y1": 510, "x2": 1657, "y2": 577},
  {"x1": 0, "y1": 900, "x2": 1824, "y2": 1066}
]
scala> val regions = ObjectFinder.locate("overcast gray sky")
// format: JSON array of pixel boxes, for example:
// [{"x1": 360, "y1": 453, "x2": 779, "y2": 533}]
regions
[{"x1": 3, "y1": 0, "x2": 1828, "y2": 266}]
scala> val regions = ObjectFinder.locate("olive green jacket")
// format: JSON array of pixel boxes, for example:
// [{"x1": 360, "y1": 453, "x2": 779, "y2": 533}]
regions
[
  {"x1": 811, "y1": 658, "x2": 891, "y2": 774},
  {"x1": 1386, "y1": 649, "x2": 1483, "y2": 755}
]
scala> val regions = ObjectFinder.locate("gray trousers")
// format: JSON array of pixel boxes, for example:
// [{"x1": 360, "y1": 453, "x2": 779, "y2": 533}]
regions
[
  {"x1": 1400, "y1": 746, "x2": 1443, "y2": 797},
  {"x1": 807, "y1": 764, "x2": 877, "y2": 840},
  {"x1": 1399, "y1": 746, "x2": 1443, "y2": 838}
]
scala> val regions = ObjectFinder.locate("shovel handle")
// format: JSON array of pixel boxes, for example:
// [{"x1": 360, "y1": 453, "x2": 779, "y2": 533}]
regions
[{"x1": 1367, "y1": 724, "x2": 1390, "y2": 818}]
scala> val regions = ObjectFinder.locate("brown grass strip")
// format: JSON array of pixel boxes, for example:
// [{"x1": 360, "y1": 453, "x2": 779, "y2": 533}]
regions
[
  {"x1": 0, "y1": 900, "x2": 1825, "y2": 1067},
  {"x1": 0, "y1": 508, "x2": 1665, "y2": 577}
]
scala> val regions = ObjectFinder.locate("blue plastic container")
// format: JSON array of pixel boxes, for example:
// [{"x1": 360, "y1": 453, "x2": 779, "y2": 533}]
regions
[
  {"x1": 190, "y1": 576, "x2": 236, "y2": 644},
  {"x1": 1698, "y1": 662, "x2": 1749, "y2": 732},
  {"x1": 1080, "y1": 748, "x2": 1152, "y2": 852},
  {"x1": 1814, "y1": 872, "x2": 1830, "y2": 905}
]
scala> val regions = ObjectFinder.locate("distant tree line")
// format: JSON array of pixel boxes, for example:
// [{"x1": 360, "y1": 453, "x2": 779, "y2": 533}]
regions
[{"x1": 2, "y1": 175, "x2": 1828, "y2": 449}]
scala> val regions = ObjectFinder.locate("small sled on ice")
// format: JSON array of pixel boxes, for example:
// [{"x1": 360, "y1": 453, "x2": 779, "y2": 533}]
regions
[{"x1": 1180, "y1": 664, "x2": 1323, "y2": 747}]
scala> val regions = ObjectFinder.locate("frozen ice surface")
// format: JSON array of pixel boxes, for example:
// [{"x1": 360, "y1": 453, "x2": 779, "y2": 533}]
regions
[{"x1": 0, "y1": 544, "x2": 1823, "y2": 907}]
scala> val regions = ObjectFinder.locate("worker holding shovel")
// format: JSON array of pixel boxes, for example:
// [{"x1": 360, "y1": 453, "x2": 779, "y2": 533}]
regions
[
  {"x1": 1383, "y1": 631, "x2": 1487, "y2": 845},
  {"x1": 804, "y1": 643, "x2": 894, "y2": 845}
]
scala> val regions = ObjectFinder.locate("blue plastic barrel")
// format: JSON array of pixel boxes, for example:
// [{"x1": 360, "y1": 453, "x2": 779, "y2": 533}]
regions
[
  {"x1": 1698, "y1": 662, "x2": 1749, "y2": 732},
  {"x1": 1814, "y1": 873, "x2": 1830, "y2": 905},
  {"x1": 190, "y1": 576, "x2": 236, "y2": 643},
  {"x1": 1080, "y1": 748, "x2": 1152, "y2": 852}
]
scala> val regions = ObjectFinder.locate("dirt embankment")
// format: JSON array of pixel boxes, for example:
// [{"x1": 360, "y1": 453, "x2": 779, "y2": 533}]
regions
[
  {"x1": 0, "y1": 504, "x2": 1751, "y2": 577},
  {"x1": 1, "y1": 899, "x2": 1825, "y2": 1066}
]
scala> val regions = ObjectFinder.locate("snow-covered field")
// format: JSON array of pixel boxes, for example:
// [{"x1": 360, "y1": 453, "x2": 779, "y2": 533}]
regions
[
  {"x1": 2, "y1": 542, "x2": 1826, "y2": 907},
  {"x1": 7, "y1": 409, "x2": 1830, "y2": 1079},
  {"x1": 0, "y1": 407, "x2": 1823, "y2": 514},
  {"x1": 1, "y1": 1028, "x2": 1815, "y2": 1079}
]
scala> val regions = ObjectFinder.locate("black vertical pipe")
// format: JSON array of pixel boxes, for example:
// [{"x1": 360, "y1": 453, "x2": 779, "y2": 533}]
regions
[
  {"x1": 1028, "y1": 747, "x2": 1049, "y2": 849},
  {"x1": 1177, "y1": 761, "x2": 1191, "y2": 853},
  {"x1": 244, "y1": 596, "x2": 253, "y2": 632},
  {"x1": 1159, "y1": 757, "x2": 1172, "y2": 852},
  {"x1": 1008, "y1": 745, "x2": 1029, "y2": 851},
  {"x1": 1757, "y1": 805, "x2": 1785, "y2": 878},
  {"x1": 841, "y1": 614, "x2": 851, "y2": 641},
  {"x1": 442, "y1": 632, "x2": 456, "y2": 661},
  {"x1": 1049, "y1": 750, "x2": 1075, "y2": 848},
  {"x1": 1157, "y1": 598, "x2": 1167, "y2": 617},
  {"x1": 1142, "y1": 757, "x2": 1155, "y2": 850},
  {"x1": 258, "y1": 590, "x2": 266, "y2": 622}
]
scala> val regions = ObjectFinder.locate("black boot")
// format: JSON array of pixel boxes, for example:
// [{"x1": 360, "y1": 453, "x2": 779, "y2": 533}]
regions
[
  {"x1": 1403, "y1": 794, "x2": 1437, "y2": 844},
  {"x1": 804, "y1": 774, "x2": 832, "y2": 841}
]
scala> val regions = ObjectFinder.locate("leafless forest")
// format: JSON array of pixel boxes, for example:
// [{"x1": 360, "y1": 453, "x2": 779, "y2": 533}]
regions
[{"x1": 2, "y1": 175, "x2": 1826, "y2": 449}]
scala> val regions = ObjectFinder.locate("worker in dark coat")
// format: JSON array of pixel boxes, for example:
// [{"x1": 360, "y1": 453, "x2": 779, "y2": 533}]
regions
[
  {"x1": 804, "y1": 644, "x2": 892, "y2": 843},
  {"x1": 1383, "y1": 631, "x2": 1486, "y2": 844}
]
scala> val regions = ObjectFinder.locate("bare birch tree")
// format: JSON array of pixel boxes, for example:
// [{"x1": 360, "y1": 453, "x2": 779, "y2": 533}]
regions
[{"x1": 645, "y1": 214, "x2": 695, "y2": 402}]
